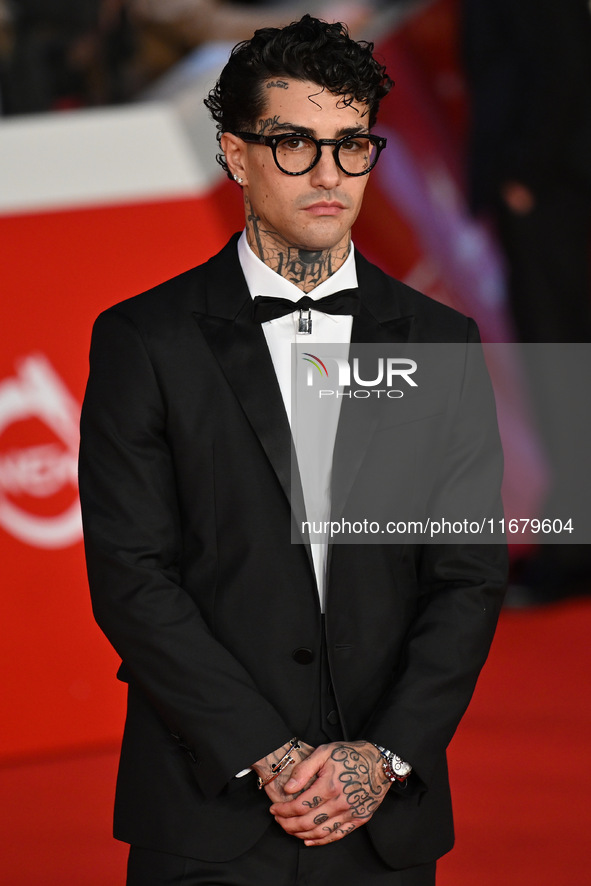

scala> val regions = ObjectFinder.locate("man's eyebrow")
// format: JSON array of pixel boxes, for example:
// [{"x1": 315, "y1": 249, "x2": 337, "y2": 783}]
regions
[
  {"x1": 267, "y1": 123, "x2": 370, "y2": 137},
  {"x1": 335, "y1": 126, "x2": 370, "y2": 137}
]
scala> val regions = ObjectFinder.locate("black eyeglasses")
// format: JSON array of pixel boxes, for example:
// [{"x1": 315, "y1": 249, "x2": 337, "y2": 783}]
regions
[{"x1": 232, "y1": 131, "x2": 387, "y2": 176}]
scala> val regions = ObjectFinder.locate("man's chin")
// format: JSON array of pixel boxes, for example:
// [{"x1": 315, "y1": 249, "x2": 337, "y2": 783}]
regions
[{"x1": 292, "y1": 224, "x2": 351, "y2": 254}]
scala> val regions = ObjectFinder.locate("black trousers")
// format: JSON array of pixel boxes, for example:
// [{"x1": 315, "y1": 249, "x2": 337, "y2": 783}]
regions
[{"x1": 127, "y1": 828, "x2": 437, "y2": 886}]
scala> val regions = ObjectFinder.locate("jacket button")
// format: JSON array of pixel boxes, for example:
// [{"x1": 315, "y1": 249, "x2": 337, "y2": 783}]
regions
[
  {"x1": 292, "y1": 647, "x2": 314, "y2": 665},
  {"x1": 326, "y1": 710, "x2": 340, "y2": 726}
]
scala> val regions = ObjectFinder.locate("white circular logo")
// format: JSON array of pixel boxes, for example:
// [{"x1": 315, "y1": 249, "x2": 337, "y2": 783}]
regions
[{"x1": 0, "y1": 354, "x2": 82, "y2": 548}]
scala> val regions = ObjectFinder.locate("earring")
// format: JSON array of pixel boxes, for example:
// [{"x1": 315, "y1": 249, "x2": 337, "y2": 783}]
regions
[{"x1": 233, "y1": 174, "x2": 243, "y2": 184}]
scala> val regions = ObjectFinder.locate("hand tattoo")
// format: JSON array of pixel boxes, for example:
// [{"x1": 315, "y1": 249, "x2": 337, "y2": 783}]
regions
[
  {"x1": 330, "y1": 743, "x2": 390, "y2": 820},
  {"x1": 269, "y1": 741, "x2": 390, "y2": 847},
  {"x1": 302, "y1": 796, "x2": 322, "y2": 809},
  {"x1": 255, "y1": 740, "x2": 315, "y2": 802},
  {"x1": 322, "y1": 821, "x2": 355, "y2": 836}
]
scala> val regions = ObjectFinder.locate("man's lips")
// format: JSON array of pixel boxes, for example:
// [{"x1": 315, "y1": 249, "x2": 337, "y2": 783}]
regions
[{"x1": 302, "y1": 201, "x2": 347, "y2": 216}]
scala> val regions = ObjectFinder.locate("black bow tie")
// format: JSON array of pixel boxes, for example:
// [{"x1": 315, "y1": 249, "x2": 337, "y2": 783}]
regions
[{"x1": 252, "y1": 289, "x2": 360, "y2": 324}]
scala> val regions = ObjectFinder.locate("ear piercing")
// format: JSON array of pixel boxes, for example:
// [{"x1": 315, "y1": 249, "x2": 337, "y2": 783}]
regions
[{"x1": 233, "y1": 174, "x2": 244, "y2": 183}]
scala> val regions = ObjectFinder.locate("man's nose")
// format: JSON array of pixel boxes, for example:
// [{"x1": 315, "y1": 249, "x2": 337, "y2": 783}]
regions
[{"x1": 309, "y1": 145, "x2": 342, "y2": 187}]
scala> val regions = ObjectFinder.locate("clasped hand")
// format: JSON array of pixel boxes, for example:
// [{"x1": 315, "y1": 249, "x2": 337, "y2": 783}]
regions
[{"x1": 266, "y1": 740, "x2": 391, "y2": 846}]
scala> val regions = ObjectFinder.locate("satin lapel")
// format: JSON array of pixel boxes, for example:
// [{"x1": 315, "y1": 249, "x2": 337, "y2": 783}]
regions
[
  {"x1": 329, "y1": 283, "x2": 415, "y2": 524},
  {"x1": 191, "y1": 239, "x2": 310, "y2": 550}
]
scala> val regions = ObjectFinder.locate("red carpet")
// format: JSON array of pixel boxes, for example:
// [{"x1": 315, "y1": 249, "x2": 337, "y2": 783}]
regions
[
  {"x1": 2, "y1": 599, "x2": 590, "y2": 885},
  {"x1": 439, "y1": 597, "x2": 591, "y2": 886}
]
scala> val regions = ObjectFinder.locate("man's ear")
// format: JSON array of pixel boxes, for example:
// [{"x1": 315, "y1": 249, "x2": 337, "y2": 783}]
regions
[{"x1": 221, "y1": 132, "x2": 248, "y2": 186}]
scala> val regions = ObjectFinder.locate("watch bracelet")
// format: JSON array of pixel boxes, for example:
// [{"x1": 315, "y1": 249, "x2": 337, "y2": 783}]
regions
[{"x1": 372, "y1": 743, "x2": 412, "y2": 783}]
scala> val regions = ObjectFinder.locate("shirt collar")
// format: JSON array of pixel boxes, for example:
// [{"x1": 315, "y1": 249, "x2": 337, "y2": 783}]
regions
[{"x1": 237, "y1": 230, "x2": 358, "y2": 304}]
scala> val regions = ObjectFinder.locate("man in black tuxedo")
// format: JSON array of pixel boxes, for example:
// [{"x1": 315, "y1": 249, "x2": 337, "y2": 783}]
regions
[{"x1": 79, "y1": 15, "x2": 507, "y2": 886}]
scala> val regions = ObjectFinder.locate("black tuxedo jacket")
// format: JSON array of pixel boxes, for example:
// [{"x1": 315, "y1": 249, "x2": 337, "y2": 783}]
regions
[{"x1": 79, "y1": 234, "x2": 507, "y2": 870}]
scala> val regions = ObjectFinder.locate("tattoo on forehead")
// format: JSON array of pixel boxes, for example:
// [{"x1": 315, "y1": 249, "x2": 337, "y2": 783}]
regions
[
  {"x1": 257, "y1": 115, "x2": 281, "y2": 134},
  {"x1": 336, "y1": 95, "x2": 358, "y2": 113},
  {"x1": 304, "y1": 88, "x2": 362, "y2": 118},
  {"x1": 306, "y1": 87, "x2": 324, "y2": 112},
  {"x1": 266, "y1": 80, "x2": 289, "y2": 89}
]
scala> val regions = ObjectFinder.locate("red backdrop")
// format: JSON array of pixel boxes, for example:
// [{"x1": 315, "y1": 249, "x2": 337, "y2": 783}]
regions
[{"x1": 2, "y1": 0, "x2": 533, "y2": 762}]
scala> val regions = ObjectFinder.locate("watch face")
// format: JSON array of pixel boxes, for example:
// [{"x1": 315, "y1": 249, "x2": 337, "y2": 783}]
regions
[{"x1": 386, "y1": 754, "x2": 412, "y2": 780}]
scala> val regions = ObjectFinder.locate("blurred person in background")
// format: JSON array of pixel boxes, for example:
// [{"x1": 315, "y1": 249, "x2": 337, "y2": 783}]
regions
[
  {"x1": 127, "y1": 0, "x2": 377, "y2": 94},
  {"x1": 130, "y1": 0, "x2": 374, "y2": 45},
  {"x1": 0, "y1": 0, "x2": 134, "y2": 112},
  {"x1": 461, "y1": 0, "x2": 591, "y2": 606},
  {"x1": 0, "y1": 1, "x2": 385, "y2": 111},
  {"x1": 79, "y1": 14, "x2": 507, "y2": 885}
]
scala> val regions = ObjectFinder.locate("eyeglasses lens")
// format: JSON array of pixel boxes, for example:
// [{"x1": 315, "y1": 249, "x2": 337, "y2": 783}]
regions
[{"x1": 275, "y1": 136, "x2": 376, "y2": 174}]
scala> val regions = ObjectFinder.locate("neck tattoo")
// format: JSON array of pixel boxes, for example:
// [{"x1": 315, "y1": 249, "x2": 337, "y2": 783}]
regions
[{"x1": 244, "y1": 194, "x2": 350, "y2": 293}]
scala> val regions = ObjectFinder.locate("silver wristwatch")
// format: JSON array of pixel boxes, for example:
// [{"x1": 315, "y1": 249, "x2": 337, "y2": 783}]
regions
[{"x1": 373, "y1": 744, "x2": 412, "y2": 784}]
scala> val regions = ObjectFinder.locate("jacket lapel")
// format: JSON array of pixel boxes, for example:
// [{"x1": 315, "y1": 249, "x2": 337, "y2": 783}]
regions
[{"x1": 191, "y1": 237, "x2": 310, "y2": 546}]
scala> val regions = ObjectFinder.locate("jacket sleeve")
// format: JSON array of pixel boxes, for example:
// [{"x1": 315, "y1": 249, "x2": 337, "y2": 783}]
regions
[{"x1": 79, "y1": 307, "x2": 291, "y2": 799}]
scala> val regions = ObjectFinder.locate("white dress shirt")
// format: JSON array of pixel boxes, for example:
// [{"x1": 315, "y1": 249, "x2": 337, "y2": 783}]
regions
[{"x1": 237, "y1": 231, "x2": 357, "y2": 609}]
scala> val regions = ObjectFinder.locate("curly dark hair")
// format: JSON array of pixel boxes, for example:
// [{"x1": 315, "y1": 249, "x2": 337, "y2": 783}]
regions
[{"x1": 204, "y1": 14, "x2": 393, "y2": 179}]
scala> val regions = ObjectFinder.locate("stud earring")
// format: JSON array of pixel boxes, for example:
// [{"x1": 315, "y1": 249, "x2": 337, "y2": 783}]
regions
[{"x1": 233, "y1": 174, "x2": 243, "y2": 184}]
